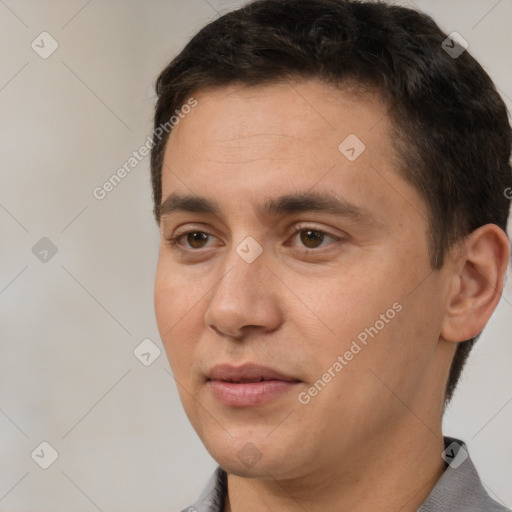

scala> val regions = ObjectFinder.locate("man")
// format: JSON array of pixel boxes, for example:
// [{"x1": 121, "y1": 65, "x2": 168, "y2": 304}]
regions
[{"x1": 150, "y1": 0, "x2": 511, "y2": 510}]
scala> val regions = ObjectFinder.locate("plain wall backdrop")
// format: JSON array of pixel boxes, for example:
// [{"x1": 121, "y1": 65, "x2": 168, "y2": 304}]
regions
[{"x1": 1, "y1": 0, "x2": 511, "y2": 510}]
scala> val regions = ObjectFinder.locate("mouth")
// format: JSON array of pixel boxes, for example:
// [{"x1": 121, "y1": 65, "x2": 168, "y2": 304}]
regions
[
  {"x1": 215, "y1": 376, "x2": 283, "y2": 383},
  {"x1": 206, "y1": 363, "x2": 301, "y2": 407},
  {"x1": 207, "y1": 363, "x2": 300, "y2": 383}
]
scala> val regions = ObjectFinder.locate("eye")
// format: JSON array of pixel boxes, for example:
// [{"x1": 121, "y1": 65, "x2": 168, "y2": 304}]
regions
[
  {"x1": 166, "y1": 229, "x2": 215, "y2": 250},
  {"x1": 288, "y1": 225, "x2": 341, "y2": 250}
]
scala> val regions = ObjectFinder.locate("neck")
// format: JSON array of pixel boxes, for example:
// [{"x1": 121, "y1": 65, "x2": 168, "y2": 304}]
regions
[{"x1": 224, "y1": 419, "x2": 446, "y2": 512}]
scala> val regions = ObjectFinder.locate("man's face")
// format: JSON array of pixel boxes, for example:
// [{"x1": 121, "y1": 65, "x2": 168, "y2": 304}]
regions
[{"x1": 154, "y1": 80, "x2": 454, "y2": 480}]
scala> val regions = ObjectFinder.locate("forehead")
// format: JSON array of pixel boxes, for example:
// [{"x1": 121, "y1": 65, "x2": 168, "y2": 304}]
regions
[
  {"x1": 167, "y1": 79, "x2": 392, "y2": 160},
  {"x1": 160, "y1": 79, "x2": 426, "y2": 227}
]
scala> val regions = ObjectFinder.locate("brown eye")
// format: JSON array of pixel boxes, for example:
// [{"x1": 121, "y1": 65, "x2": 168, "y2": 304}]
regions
[
  {"x1": 299, "y1": 230, "x2": 325, "y2": 249},
  {"x1": 288, "y1": 225, "x2": 341, "y2": 251},
  {"x1": 185, "y1": 232, "x2": 210, "y2": 249}
]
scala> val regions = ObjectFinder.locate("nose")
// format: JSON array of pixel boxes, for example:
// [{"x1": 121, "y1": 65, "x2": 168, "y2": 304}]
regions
[{"x1": 204, "y1": 243, "x2": 283, "y2": 341}]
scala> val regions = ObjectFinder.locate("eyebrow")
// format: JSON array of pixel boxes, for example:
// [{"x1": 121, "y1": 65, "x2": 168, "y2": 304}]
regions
[{"x1": 158, "y1": 190, "x2": 381, "y2": 226}]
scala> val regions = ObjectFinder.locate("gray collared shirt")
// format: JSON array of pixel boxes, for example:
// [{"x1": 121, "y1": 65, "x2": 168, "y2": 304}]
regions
[{"x1": 180, "y1": 436, "x2": 510, "y2": 512}]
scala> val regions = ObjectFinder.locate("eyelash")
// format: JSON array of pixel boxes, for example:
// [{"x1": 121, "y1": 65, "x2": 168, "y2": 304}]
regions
[{"x1": 165, "y1": 225, "x2": 342, "y2": 253}]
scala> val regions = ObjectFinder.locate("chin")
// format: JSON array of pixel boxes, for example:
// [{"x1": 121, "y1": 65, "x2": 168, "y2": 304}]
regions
[
  {"x1": 215, "y1": 454, "x2": 288, "y2": 479},
  {"x1": 204, "y1": 436, "x2": 301, "y2": 480}
]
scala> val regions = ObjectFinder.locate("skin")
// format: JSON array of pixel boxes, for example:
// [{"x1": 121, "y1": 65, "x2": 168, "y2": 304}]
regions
[{"x1": 154, "y1": 79, "x2": 510, "y2": 512}]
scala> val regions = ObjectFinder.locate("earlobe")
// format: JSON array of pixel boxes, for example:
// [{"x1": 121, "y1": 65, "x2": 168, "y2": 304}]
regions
[{"x1": 441, "y1": 224, "x2": 510, "y2": 343}]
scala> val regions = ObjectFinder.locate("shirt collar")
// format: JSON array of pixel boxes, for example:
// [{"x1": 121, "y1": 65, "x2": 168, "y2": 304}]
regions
[
  {"x1": 182, "y1": 465, "x2": 227, "y2": 512},
  {"x1": 418, "y1": 436, "x2": 509, "y2": 511}
]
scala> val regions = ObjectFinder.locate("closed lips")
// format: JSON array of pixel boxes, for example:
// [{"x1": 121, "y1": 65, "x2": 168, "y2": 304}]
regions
[
  {"x1": 207, "y1": 364, "x2": 301, "y2": 383},
  {"x1": 223, "y1": 377, "x2": 273, "y2": 383}
]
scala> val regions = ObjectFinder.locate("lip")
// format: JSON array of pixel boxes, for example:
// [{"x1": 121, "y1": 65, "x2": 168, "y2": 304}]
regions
[{"x1": 206, "y1": 363, "x2": 301, "y2": 407}]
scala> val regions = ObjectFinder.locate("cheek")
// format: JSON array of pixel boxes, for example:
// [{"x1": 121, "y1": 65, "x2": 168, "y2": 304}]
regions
[
  {"x1": 154, "y1": 269, "x2": 178, "y2": 337},
  {"x1": 154, "y1": 261, "x2": 202, "y2": 372},
  {"x1": 154, "y1": 254, "x2": 198, "y2": 330},
  {"x1": 294, "y1": 261, "x2": 427, "y2": 385},
  {"x1": 292, "y1": 268, "x2": 385, "y2": 350}
]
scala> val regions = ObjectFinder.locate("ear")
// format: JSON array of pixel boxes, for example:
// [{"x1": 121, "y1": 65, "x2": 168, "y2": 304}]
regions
[{"x1": 441, "y1": 224, "x2": 510, "y2": 343}]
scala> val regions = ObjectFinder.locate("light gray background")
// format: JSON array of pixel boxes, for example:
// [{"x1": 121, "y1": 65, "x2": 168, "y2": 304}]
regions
[{"x1": 1, "y1": 0, "x2": 511, "y2": 511}]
